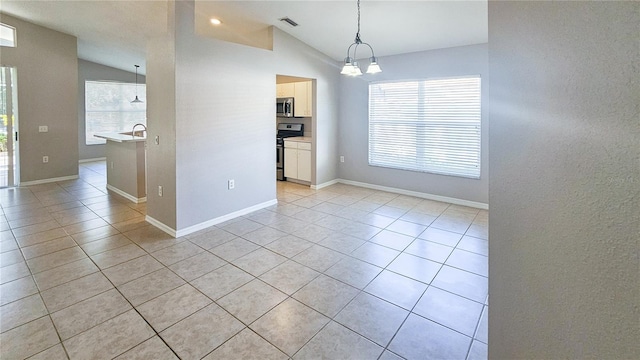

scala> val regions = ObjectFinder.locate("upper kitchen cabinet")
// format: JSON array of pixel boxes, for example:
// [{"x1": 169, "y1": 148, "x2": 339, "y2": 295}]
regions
[
  {"x1": 294, "y1": 81, "x2": 312, "y2": 117},
  {"x1": 276, "y1": 83, "x2": 295, "y2": 98},
  {"x1": 276, "y1": 79, "x2": 313, "y2": 118}
]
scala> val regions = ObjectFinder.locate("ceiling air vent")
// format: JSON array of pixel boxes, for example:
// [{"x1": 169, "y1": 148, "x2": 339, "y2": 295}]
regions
[{"x1": 279, "y1": 17, "x2": 299, "y2": 27}]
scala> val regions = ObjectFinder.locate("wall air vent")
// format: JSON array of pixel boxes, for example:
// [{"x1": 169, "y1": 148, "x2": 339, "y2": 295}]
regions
[{"x1": 279, "y1": 17, "x2": 299, "y2": 27}]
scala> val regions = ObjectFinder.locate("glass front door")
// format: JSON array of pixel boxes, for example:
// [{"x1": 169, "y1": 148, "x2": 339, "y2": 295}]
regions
[{"x1": 1, "y1": 66, "x2": 18, "y2": 187}]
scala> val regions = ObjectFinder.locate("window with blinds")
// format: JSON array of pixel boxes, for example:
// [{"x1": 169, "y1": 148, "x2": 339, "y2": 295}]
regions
[
  {"x1": 85, "y1": 81, "x2": 146, "y2": 145},
  {"x1": 368, "y1": 77, "x2": 481, "y2": 179}
]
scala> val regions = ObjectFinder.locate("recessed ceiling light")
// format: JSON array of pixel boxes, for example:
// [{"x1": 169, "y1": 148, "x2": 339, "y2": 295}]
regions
[{"x1": 210, "y1": 18, "x2": 222, "y2": 25}]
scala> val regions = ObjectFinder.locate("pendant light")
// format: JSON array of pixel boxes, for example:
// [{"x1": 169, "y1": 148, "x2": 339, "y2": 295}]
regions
[
  {"x1": 341, "y1": 0, "x2": 381, "y2": 76},
  {"x1": 131, "y1": 65, "x2": 143, "y2": 104}
]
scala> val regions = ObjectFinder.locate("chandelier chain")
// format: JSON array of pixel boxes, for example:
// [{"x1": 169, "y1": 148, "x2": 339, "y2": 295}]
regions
[
  {"x1": 355, "y1": 0, "x2": 362, "y2": 44},
  {"x1": 341, "y1": 0, "x2": 381, "y2": 75}
]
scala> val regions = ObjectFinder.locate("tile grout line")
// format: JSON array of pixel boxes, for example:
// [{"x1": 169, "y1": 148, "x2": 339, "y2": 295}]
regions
[
  {"x1": 2, "y1": 164, "x2": 488, "y2": 359},
  {"x1": 2, "y1": 173, "x2": 176, "y2": 359}
]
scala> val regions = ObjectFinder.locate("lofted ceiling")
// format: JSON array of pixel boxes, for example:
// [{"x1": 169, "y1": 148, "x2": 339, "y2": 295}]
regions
[{"x1": 0, "y1": 1, "x2": 487, "y2": 74}]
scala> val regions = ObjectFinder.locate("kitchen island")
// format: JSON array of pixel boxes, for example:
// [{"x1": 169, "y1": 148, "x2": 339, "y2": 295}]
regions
[{"x1": 94, "y1": 132, "x2": 147, "y2": 203}]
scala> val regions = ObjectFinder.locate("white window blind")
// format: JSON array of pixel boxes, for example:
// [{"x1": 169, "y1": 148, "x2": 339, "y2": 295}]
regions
[
  {"x1": 85, "y1": 81, "x2": 146, "y2": 145},
  {"x1": 369, "y1": 77, "x2": 481, "y2": 179}
]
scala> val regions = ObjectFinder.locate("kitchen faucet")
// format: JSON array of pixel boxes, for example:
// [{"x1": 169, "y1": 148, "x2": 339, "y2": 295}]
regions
[{"x1": 132, "y1": 123, "x2": 147, "y2": 137}]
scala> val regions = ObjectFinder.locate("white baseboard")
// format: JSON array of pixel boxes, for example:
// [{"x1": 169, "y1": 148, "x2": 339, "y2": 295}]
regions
[
  {"x1": 146, "y1": 199, "x2": 278, "y2": 238},
  {"x1": 336, "y1": 179, "x2": 489, "y2": 210},
  {"x1": 285, "y1": 178, "x2": 311, "y2": 186},
  {"x1": 79, "y1": 157, "x2": 106, "y2": 163},
  {"x1": 106, "y1": 184, "x2": 146, "y2": 203},
  {"x1": 311, "y1": 179, "x2": 339, "y2": 190},
  {"x1": 145, "y1": 215, "x2": 177, "y2": 237},
  {"x1": 175, "y1": 199, "x2": 278, "y2": 238},
  {"x1": 20, "y1": 175, "x2": 79, "y2": 186}
]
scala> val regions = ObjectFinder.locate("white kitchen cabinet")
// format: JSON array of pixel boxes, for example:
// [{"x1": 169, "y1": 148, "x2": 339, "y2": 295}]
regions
[
  {"x1": 294, "y1": 81, "x2": 312, "y2": 117},
  {"x1": 297, "y1": 144, "x2": 311, "y2": 181},
  {"x1": 276, "y1": 83, "x2": 295, "y2": 98},
  {"x1": 284, "y1": 140, "x2": 311, "y2": 182},
  {"x1": 284, "y1": 146, "x2": 297, "y2": 179}
]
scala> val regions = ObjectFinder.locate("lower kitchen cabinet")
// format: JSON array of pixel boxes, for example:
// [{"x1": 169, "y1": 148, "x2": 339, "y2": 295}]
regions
[
  {"x1": 284, "y1": 140, "x2": 311, "y2": 182},
  {"x1": 297, "y1": 146, "x2": 311, "y2": 181}
]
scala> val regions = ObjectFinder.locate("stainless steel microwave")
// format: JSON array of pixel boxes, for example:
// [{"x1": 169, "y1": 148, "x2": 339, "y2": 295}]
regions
[{"x1": 277, "y1": 97, "x2": 294, "y2": 118}]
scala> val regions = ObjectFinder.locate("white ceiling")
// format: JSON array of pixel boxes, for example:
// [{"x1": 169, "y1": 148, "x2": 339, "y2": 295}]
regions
[{"x1": 0, "y1": 1, "x2": 487, "y2": 74}]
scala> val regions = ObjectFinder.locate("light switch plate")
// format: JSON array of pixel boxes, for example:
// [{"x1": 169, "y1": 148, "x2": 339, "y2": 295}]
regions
[{"x1": 154, "y1": 136, "x2": 159, "y2": 145}]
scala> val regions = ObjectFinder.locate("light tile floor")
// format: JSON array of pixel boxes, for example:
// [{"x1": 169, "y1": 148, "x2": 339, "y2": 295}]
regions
[{"x1": 0, "y1": 161, "x2": 488, "y2": 360}]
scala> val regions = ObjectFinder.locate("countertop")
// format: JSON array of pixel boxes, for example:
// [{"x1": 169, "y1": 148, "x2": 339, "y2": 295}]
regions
[
  {"x1": 95, "y1": 133, "x2": 147, "y2": 143},
  {"x1": 284, "y1": 136, "x2": 312, "y2": 143}
]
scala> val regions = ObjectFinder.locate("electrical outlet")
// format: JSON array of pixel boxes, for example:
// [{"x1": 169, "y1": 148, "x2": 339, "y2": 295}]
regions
[
  {"x1": 158, "y1": 185, "x2": 163, "y2": 197},
  {"x1": 154, "y1": 135, "x2": 159, "y2": 145},
  {"x1": 228, "y1": 179, "x2": 235, "y2": 190},
  {"x1": 38, "y1": 126, "x2": 48, "y2": 133},
  {"x1": 42, "y1": 156, "x2": 49, "y2": 163},
  {"x1": 340, "y1": 156, "x2": 345, "y2": 163}
]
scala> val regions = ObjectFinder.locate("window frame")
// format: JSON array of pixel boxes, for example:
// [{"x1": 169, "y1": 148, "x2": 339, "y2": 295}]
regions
[{"x1": 0, "y1": 23, "x2": 16, "y2": 48}]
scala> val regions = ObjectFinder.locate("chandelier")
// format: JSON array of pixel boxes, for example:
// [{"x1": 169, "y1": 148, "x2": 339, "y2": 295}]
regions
[{"x1": 340, "y1": 0, "x2": 381, "y2": 76}]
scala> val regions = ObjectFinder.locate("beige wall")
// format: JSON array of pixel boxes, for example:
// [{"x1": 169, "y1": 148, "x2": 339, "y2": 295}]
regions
[
  {"x1": 0, "y1": 13, "x2": 78, "y2": 183},
  {"x1": 488, "y1": 1, "x2": 639, "y2": 358}
]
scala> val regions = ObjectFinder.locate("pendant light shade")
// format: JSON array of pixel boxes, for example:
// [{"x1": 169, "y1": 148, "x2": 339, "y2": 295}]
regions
[
  {"x1": 366, "y1": 57, "x2": 381, "y2": 74},
  {"x1": 341, "y1": 0, "x2": 381, "y2": 76},
  {"x1": 131, "y1": 65, "x2": 143, "y2": 104},
  {"x1": 340, "y1": 57, "x2": 355, "y2": 75}
]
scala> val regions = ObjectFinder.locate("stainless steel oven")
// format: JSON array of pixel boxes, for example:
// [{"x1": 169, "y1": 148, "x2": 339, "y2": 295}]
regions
[
  {"x1": 276, "y1": 142, "x2": 285, "y2": 180},
  {"x1": 276, "y1": 123, "x2": 304, "y2": 181}
]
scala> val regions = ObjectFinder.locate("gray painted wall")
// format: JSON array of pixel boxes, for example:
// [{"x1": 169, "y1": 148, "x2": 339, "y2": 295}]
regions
[
  {"x1": 105, "y1": 140, "x2": 146, "y2": 199},
  {"x1": 272, "y1": 34, "x2": 340, "y2": 187},
  {"x1": 145, "y1": 2, "x2": 178, "y2": 230},
  {"x1": 146, "y1": 1, "x2": 339, "y2": 232},
  {"x1": 338, "y1": 44, "x2": 489, "y2": 204},
  {"x1": 0, "y1": 13, "x2": 78, "y2": 183},
  {"x1": 488, "y1": 2, "x2": 639, "y2": 358},
  {"x1": 78, "y1": 59, "x2": 146, "y2": 160}
]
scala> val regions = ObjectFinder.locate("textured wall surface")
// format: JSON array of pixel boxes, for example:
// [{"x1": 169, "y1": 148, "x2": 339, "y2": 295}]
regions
[
  {"x1": 0, "y1": 13, "x2": 78, "y2": 182},
  {"x1": 145, "y1": 2, "x2": 178, "y2": 229},
  {"x1": 488, "y1": 1, "x2": 639, "y2": 358},
  {"x1": 145, "y1": 1, "x2": 340, "y2": 232}
]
